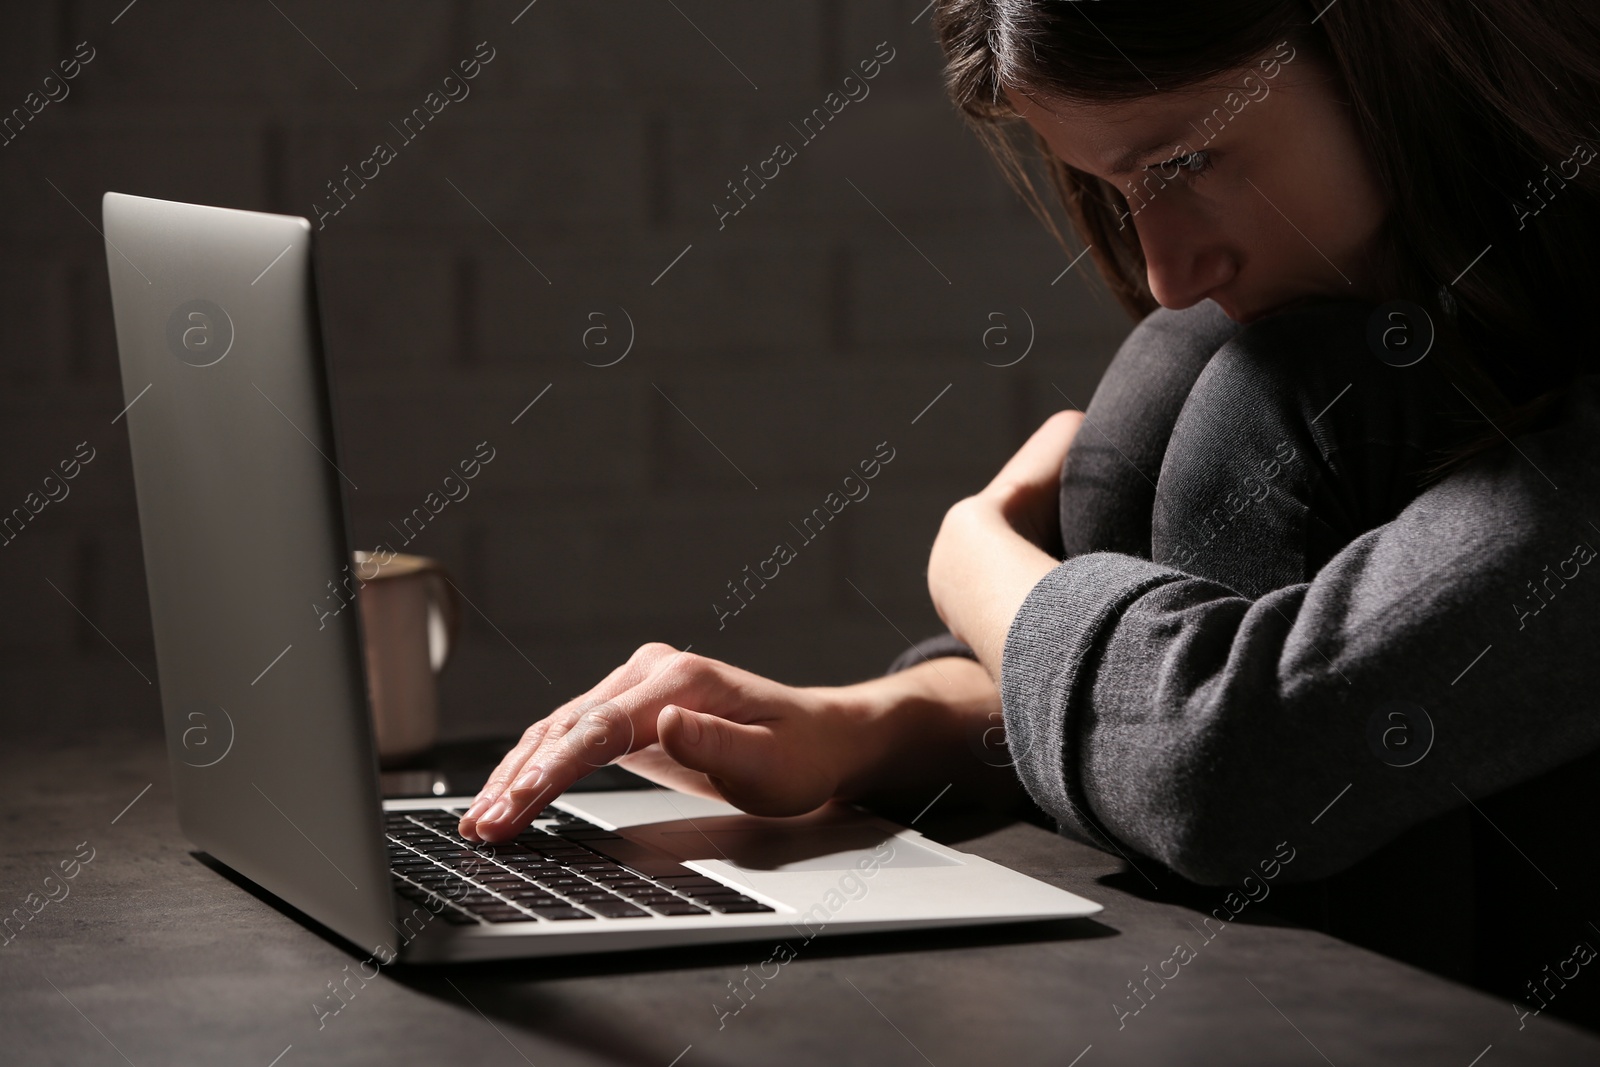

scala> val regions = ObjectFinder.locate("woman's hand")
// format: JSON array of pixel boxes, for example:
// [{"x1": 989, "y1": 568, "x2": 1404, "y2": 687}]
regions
[
  {"x1": 928, "y1": 410, "x2": 1084, "y2": 676},
  {"x1": 458, "y1": 415, "x2": 1082, "y2": 843},
  {"x1": 458, "y1": 643, "x2": 854, "y2": 842}
]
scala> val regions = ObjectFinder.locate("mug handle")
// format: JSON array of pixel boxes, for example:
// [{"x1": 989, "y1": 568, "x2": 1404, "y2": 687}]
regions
[
  {"x1": 415, "y1": 563, "x2": 463, "y2": 673},
  {"x1": 351, "y1": 550, "x2": 463, "y2": 674}
]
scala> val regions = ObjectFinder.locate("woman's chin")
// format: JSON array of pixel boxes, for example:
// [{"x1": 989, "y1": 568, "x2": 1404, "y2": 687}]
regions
[{"x1": 1221, "y1": 297, "x2": 1307, "y2": 325}]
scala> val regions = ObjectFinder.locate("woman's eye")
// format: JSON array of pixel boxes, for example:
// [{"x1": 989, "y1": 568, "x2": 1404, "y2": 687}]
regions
[{"x1": 1152, "y1": 150, "x2": 1212, "y2": 179}]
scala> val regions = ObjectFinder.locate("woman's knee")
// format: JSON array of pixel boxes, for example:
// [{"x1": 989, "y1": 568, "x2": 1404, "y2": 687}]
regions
[
  {"x1": 1153, "y1": 299, "x2": 1471, "y2": 586},
  {"x1": 1097, "y1": 300, "x2": 1242, "y2": 410},
  {"x1": 1181, "y1": 298, "x2": 1465, "y2": 473},
  {"x1": 1058, "y1": 301, "x2": 1242, "y2": 559},
  {"x1": 1190, "y1": 302, "x2": 1375, "y2": 422}
]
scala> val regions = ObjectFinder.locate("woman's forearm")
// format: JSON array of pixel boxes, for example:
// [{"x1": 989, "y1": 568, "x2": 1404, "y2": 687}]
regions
[
  {"x1": 929, "y1": 497, "x2": 1059, "y2": 679},
  {"x1": 818, "y1": 414, "x2": 1078, "y2": 820},
  {"x1": 824, "y1": 655, "x2": 1030, "y2": 814},
  {"x1": 925, "y1": 412, "x2": 1082, "y2": 681}
]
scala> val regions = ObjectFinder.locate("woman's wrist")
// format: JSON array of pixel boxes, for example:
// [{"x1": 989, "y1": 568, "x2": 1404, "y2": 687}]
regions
[{"x1": 818, "y1": 656, "x2": 1026, "y2": 813}]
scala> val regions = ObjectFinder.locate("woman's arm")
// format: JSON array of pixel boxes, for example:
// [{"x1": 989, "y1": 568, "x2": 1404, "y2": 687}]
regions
[
  {"x1": 927, "y1": 410, "x2": 1083, "y2": 678},
  {"x1": 458, "y1": 644, "x2": 1025, "y2": 842},
  {"x1": 832, "y1": 655, "x2": 1029, "y2": 815},
  {"x1": 969, "y1": 380, "x2": 1600, "y2": 887}
]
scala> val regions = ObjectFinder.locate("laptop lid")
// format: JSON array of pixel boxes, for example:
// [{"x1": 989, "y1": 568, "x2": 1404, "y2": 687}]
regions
[{"x1": 103, "y1": 191, "x2": 395, "y2": 955}]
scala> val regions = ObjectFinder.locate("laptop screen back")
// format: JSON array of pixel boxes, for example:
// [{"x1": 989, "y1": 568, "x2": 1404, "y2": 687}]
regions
[{"x1": 103, "y1": 191, "x2": 394, "y2": 954}]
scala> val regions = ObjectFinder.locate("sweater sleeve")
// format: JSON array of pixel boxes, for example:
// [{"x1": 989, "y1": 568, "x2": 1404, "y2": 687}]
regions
[{"x1": 1000, "y1": 378, "x2": 1600, "y2": 885}]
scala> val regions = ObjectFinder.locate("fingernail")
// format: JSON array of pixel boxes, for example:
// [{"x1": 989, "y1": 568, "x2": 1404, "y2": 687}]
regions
[
  {"x1": 480, "y1": 798, "x2": 510, "y2": 825},
  {"x1": 675, "y1": 706, "x2": 701, "y2": 745},
  {"x1": 462, "y1": 795, "x2": 491, "y2": 821},
  {"x1": 512, "y1": 766, "x2": 543, "y2": 793}
]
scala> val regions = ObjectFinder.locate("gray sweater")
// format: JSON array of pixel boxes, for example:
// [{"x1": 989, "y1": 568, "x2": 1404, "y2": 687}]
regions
[{"x1": 999, "y1": 372, "x2": 1600, "y2": 886}]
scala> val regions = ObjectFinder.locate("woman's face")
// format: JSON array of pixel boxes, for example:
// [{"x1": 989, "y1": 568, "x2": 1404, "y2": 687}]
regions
[{"x1": 1008, "y1": 47, "x2": 1388, "y2": 323}]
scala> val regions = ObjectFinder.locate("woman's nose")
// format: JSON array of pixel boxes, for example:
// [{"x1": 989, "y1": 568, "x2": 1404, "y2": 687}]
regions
[{"x1": 1139, "y1": 219, "x2": 1238, "y2": 310}]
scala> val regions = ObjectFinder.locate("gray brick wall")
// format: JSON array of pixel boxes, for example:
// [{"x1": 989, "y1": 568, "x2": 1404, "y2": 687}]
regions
[{"x1": 1, "y1": 0, "x2": 1131, "y2": 742}]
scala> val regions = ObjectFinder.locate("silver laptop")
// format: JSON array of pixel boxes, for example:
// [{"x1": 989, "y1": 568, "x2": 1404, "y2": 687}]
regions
[{"x1": 101, "y1": 190, "x2": 1101, "y2": 963}]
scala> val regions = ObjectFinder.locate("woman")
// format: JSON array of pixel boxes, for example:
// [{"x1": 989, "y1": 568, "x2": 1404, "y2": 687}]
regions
[{"x1": 463, "y1": 0, "x2": 1600, "y2": 1013}]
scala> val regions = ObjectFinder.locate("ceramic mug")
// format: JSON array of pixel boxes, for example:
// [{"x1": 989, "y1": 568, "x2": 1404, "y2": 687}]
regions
[{"x1": 353, "y1": 551, "x2": 462, "y2": 766}]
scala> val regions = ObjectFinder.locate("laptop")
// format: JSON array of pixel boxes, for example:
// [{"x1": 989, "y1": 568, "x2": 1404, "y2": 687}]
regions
[{"x1": 101, "y1": 190, "x2": 1102, "y2": 963}]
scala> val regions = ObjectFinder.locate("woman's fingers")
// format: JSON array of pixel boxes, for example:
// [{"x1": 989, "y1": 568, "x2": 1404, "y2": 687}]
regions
[
  {"x1": 980, "y1": 410, "x2": 1084, "y2": 548},
  {"x1": 471, "y1": 699, "x2": 646, "y2": 840},
  {"x1": 983, "y1": 409, "x2": 1084, "y2": 496},
  {"x1": 463, "y1": 648, "x2": 729, "y2": 841},
  {"x1": 458, "y1": 649, "x2": 837, "y2": 843},
  {"x1": 457, "y1": 642, "x2": 682, "y2": 838}
]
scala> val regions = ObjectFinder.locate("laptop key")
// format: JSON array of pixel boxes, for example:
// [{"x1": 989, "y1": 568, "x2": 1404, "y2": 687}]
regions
[
  {"x1": 409, "y1": 812, "x2": 459, "y2": 825},
  {"x1": 530, "y1": 907, "x2": 595, "y2": 921},
  {"x1": 567, "y1": 890, "x2": 622, "y2": 902},
  {"x1": 498, "y1": 880, "x2": 558, "y2": 893},
  {"x1": 582, "y1": 838, "x2": 702, "y2": 878},
  {"x1": 437, "y1": 850, "x2": 495, "y2": 865},
  {"x1": 588, "y1": 901, "x2": 651, "y2": 918},
  {"x1": 650, "y1": 902, "x2": 710, "y2": 916},
  {"x1": 709, "y1": 900, "x2": 775, "y2": 913},
  {"x1": 476, "y1": 906, "x2": 535, "y2": 923}
]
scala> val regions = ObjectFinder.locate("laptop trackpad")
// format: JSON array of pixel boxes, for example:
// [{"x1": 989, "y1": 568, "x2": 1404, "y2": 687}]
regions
[{"x1": 656, "y1": 825, "x2": 961, "y2": 872}]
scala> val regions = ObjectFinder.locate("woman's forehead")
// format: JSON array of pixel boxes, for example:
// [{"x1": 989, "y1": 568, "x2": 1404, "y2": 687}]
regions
[
  {"x1": 1006, "y1": 86, "x2": 1208, "y2": 176},
  {"x1": 1004, "y1": 58, "x2": 1312, "y2": 177}
]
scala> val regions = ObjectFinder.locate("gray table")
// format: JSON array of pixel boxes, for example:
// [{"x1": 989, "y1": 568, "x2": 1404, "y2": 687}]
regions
[{"x1": 5, "y1": 731, "x2": 1598, "y2": 1067}]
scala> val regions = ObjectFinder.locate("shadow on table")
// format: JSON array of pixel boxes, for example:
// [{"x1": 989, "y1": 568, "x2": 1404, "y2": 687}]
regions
[
  {"x1": 198, "y1": 848, "x2": 1118, "y2": 1066},
  {"x1": 1092, "y1": 868, "x2": 1304, "y2": 930},
  {"x1": 388, "y1": 916, "x2": 1118, "y2": 1067}
]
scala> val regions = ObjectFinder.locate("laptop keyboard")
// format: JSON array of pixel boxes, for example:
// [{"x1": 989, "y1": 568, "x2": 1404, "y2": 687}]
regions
[{"x1": 386, "y1": 808, "x2": 776, "y2": 925}]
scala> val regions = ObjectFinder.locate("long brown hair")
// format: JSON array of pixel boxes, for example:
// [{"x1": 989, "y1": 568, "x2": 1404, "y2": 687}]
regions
[{"x1": 933, "y1": 0, "x2": 1600, "y2": 461}]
